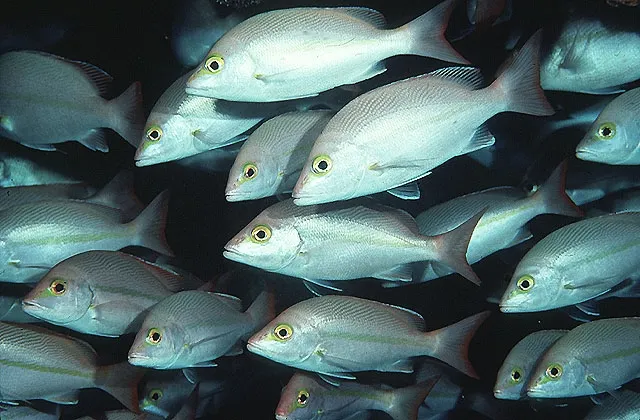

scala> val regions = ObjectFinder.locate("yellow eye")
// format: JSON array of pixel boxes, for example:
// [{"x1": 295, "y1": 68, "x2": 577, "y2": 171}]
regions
[
  {"x1": 146, "y1": 328, "x2": 162, "y2": 345},
  {"x1": 49, "y1": 279, "x2": 67, "y2": 296},
  {"x1": 243, "y1": 163, "x2": 258, "y2": 180},
  {"x1": 296, "y1": 389, "x2": 309, "y2": 407},
  {"x1": 274, "y1": 324, "x2": 293, "y2": 341},
  {"x1": 251, "y1": 225, "x2": 271, "y2": 243},
  {"x1": 148, "y1": 388, "x2": 163, "y2": 402},
  {"x1": 311, "y1": 155, "x2": 332, "y2": 175},
  {"x1": 146, "y1": 126, "x2": 163, "y2": 142},
  {"x1": 545, "y1": 363, "x2": 563, "y2": 380},
  {"x1": 204, "y1": 55, "x2": 224, "y2": 74},
  {"x1": 517, "y1": 275, "x2": 534, "y2": 292},
  {"x1": 596, "y1": 122, "x2": 616, "y2": 140},
  {"x1": 510, "y1": 368, "x2": 523, "y2": 383}
]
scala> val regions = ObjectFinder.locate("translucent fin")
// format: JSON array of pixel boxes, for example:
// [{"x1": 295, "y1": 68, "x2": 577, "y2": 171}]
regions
[
  {"x1": 78, "y1": 129, "x2": 109, "y2": 152},
  {"x1": 386, "y1": 181, "x2": 421, "y2": 200},
  {"x1": 337, "y1": 7, "x2": 386, "y2": 28},
  {"x1": 459, "y1": 123, "x2": 495, "y2": 155},
  {"x1": 428, "y1": 66, "x2": 484, "y2": 89}
]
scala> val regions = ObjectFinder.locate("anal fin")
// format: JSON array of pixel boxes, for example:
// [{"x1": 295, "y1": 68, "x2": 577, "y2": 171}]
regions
[
  {"x1": 386, "y1": 181, "x2": 421, "y2": 200},
  {"x1": 373, "y1": 264, "x2": 414, "y2": 282},
  {"x1": 459, "y1": 123, "x2": 495, "y2": 155}
]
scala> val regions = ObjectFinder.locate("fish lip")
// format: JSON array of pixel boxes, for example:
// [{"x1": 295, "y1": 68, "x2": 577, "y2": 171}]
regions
[
  {"x1": 526, "y1": 388, "x2": 544, "y2": 398},
  {"x1": 498, "y1": 304, "x2": 519, "y2": 313},
  {"x1": 246, "y1": 341, "x2": 266, "y2": 356},
  {"x1": 275, "y1": 414, "x2": 288, "y2": 420},
  {"x1": 292, "y1": 194, "x2": 322, "y2": 206},
  {"x1": 21, "y1": 299, "x2": 45, "y2": 311},
  {"x1": 128, "y1": 353, "x2": 151, "y2": 365},
  {"x1": 222, "y1": 248, "x2": 244, "y2": 262},
  {"x1": 575, "y1": 148, "x2": 595, "y2": 159},
  {"x1": 225, "y1": 191, "x2": 251, "y2": 202}
]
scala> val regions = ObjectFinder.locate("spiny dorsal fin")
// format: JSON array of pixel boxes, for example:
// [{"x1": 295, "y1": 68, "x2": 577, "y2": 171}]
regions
[
  {"x1": 336, "y1": 7, "x2": 387, "y2": 28},
  {"x1": 428, "y1": 66, "x2": 484, "y2": 90}
]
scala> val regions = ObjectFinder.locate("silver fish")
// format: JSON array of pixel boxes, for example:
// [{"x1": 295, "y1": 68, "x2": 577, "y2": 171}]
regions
[
  {"x1": 540, "y1": 17, "x2": 640, "y2": 94},
  {"x1": 248, "y1": 295, "x2": 490, "y2": 378},
  {"x1": 21, "y1": 250, "x2": 198, "y2": 337},
  {"x1": 0, "y1": 405, "x2": 59, "y2": 420},
  {"x1": 0, "y1": 50, "x2": 143, "y2": 151},
  {"x1": 566, "y1": 163, "x2": 640, "y2": 206},
  {"x1": 292, "y1": 31, "x2": 553, "y2": 205},
  {"x1": 527, "y1": 317, "x2": 640, "y2": 398},
  {"x1": 583, "y1": 389, "x2": 640, "y2": 420},
  {"x1": 0, "y1": 190, "x2": 173, "y2": 284},
  {"x1": 0, "y1": 151, "x2": 78, "y2": 187},
  {"x1": 128, "y1": 290, "x2": 274, "y2": 369},
  {"x1": 186, "y1": 0, "x2": 467, "y2": 102},
  {"x1": 415, "y1": 361, "x2": 463, "y2": 415},
  {"x1": 75, "y1": 411, "x2": 147, "y2": 420},
  {"x1": 493, "y1": 330, "x2": 568, "y2": 400},
  {"x1": 175, "y1": 143, "x2": 242, "y2": 174},
  {"x1": 223, "y1": 199, "x2": 484, "y2": 290},
  {"x1": 0, "y1": 321, "x2": 143, "y2": 410},
  {"x1": 500, "y1": 212, "x2": 640, "y2": 312}
]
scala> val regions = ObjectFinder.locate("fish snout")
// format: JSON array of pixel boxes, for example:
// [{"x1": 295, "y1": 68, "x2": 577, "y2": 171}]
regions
[
  {"x1": 275, "y1": 413, "x2": 288, "y2": 420},
  {"x1": 291, "y1": 174, "x2": 309, "y2": 198}
]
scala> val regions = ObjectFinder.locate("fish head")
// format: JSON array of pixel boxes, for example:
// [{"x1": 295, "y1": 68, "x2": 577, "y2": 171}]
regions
[
  {"x1": 276, "y1": 372, "x2": 325, "y2": 420},
  {"x1": 292, "y1": 134, "x2": 365, "y2": 205},
  {"x1": 129, "y1": 316, "x2": 185, "y2": 369},
  {"x1": 493, "y1": 357, "x2": 529, "y2": 400},
  {"x1": 225, "y1": 148, "x2": 279, "y2": 201},
  {"x1": 576, "y1": 110, "x2": 636, "y2": 164},
  {"x1": 223, "y1": 205, "x2": 302, "y2": 271},
  {"x1": 140, "y1": 378, "x2": 175, "y2": 418},
  {"x1": 500, "y1": 265, "x2": 564, "y2": 312},
  {"x1": 22, "y1": 266, "x2": 92, "y2": 324},
  {"x1": 526, "y1": 352, "x2": 589, "y2": 398}
]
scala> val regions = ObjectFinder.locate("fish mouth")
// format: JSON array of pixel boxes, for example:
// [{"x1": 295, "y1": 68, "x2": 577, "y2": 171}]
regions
[
  {"x1": 222, "y1": 248, "x2": 246, "y2": 263},
  {"x1": 246, "y1": 340, "x2": 267, "y2": 357},
  {"x1": 575, "y1": 148, "x2": 596, "y2": 160},
  {"x1": 498, "y1": 304, "x2": 519, "y2": 313},
  {"x1": 21, "y1": 299, "x2": 46, "y2": 312},
  {"x1": 275, "y1": 414, "x2": 288, "y2": 420},
  {"x1": 526, "y1": 387, "x2": 546, "y2": 398},
  {"x1": 225, "y1": 190, "x2": 254, "y2": 202},
  {"x1": 291, "y1": 193, "x2": 324, "y2": 206},
  {"x1": 128, "y1": 352, "x2": 152, "y2": 366}
]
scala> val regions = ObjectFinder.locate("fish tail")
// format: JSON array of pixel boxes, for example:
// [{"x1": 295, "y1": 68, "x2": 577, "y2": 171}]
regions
[
  {"x1": 244, "y1": 288, "x2": 276, "y2": 339},
  {"x1": 491, "y1": 29, "x2": 554, "y2": 116},
  {"x1": 399, "y1": 0, "x2": 469, "y2": 64},
  {"x1": 109, "y1": 81, "x2": 144, "y2": 148},
  {"x1": 95, "y1": 361, "x2": 145, "y2": 413},
  {"x1": 386, "y1": 376, "x2": 440, "y2": 420},
  {"x1": 424, "y1": 311, "x2": 490, "y2": 378},
  {"x1": 86, "y1": 170, "x2": 144, "y2": 221},
  {"x1": 130, "y1": 189, "x2": 174, "y2": 256},
  {"x1": 532, "y1": 160, "x2": 584, "y2": 218},
  {"x1": 428, "y1": 209, "x2": 485, "y2": 286}
]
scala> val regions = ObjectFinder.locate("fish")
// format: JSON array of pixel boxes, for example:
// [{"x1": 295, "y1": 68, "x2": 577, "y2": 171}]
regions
[
  {"x1": 0, "y1": 321, "x2": 143, "y2": 411},
  {"x1": 223, "y1": 198, "x2": 484, "y2": 290},
  {"x1": 75, "y1": 411, "x2": 148, "y2": 420},
  {"x1": 175, "y1": 143, "x2": 242, "y2": 174},
  {"x1": 275, "y1": 371, "x2": 438, "y2": 420},
  {"x1": 0, "y1": 151, "x2": 78, "y2": 187},
  {"x1": 466, "y1": 0, "x2": 511, "y2": 29},
  {"x1": 583, "y1": 389, "x2": 640, "y2": 420},
  {"x1": 565, "y1": 163, "x2": 640, "y2": 206},
  {"x1": 0, "y1": 190, "x2": 173, "y2": 284},
  {"x1": 609, "y1": 188, "x2": 640, "y2": 213},
  {"x1": 493, "y1": 330, "x2": 568, "y2": 400},
  {"x1": 0, "y1": 405, "x2": 59, "y2": 420},
  {"x1": 21, "y1": 250, "x2": 199, "y2": 337},
  {"x1": 186, "y1": 0, "x2": 468, "y2": 102},
  {"x1": 415, "y1": 162, "x2": 582, "y2": 282},
  {"x1": 576, "y1": 87, "x2": 640, "y2": 165},
  {"x1": 415, "y1": 361, "x2": 463, "y2": 415},
  {"x1": 500, "y1": 212, "x2": 640, "y2": 313},
  {"x1": 0, "y1": 296, "x2": 38, "y2": 323},
  {"x1": 0, "y1": 50, "x2": 143, "y2": 151},
  {"x1": 292, "y1": 30, "x2": 553, "y2": 206},
  {"x1": 247, "y1": 295, "x2": 490, "y2": 378},
  {"x1": 526, "y1": 317, "x2": 640, "y2": 398},
  {"x1": 540, "y1": 17, "x2": 640, "y2": 94},
  {"x1": 128, "y1": 289, "x2": 274, "y2": 369}
]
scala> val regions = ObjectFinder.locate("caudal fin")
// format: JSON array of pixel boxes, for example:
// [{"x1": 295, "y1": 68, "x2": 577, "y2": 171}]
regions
[
  {"x1": 429, "y1": 209, "x2": 486, "y2": 286},
  {"x1": 425, "y1": 311, "x2": 490, "y2": 378},
  {"x1": 491, "y1": 29, "x2": 554, "y2": 116},
  {"x1": 533, "y1": 161, "x2": 584, "y2": 218},
  {"x1": 387, "y1": 376, "x2": 440, "y2": 420},
  {"x1": 86, "y1": 170, "x2": 144, "y2": 221},
  {"x1": 95, "y1": 361, "x2": 145, "y2": 413},
  {"x1": 244, "y1": 288, "x2": 276, "y2": 339},
  {"x1": 400, "y1": 0, "x2": 469, "y2": 64},
  {"x1": 130, "y1": 190, "x2": 174, "y2": 256},
  {"x1": 110, "y1": 81, "x2": 144, "y2": 148}
]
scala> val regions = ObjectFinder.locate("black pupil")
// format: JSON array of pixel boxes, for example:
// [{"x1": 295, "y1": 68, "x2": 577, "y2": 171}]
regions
[
  {"x1": 256, "y1": 229, "x2": 266, "y2": 239},
  {"x1": 317, "y1": 160, "x2": 328, "y2": 171},
  {"x1": 521, "y1": 280, "x2": 530, "y2": 289},
  {"x1": 150, "y1": 130, "x2": 159, "y2": 140},
  {"x1": 209, "y1": 60, "x2": 219, "y2": 71},
  {"x1": 512, "y1": 371, "x2": 521, "y2": 380},
  {"x1": 601, "y1": 127, "x2": 611, "y2": 136},
  {"x1": 246, "y1": 167, "x2": 255, "y2": 177},
  {"x1": 278, "y1": 328, "x2": 287, "y2": 338},
  {"x1": 152, "y1": 332, "x2": 160, "y2": 342},
  {"x1": 298, "y1": 394, "x2": 307, "y2": 403},
  {"x1": 550, "y1": 367, "x2": 559, "y2": 376},
  {"x1": 152, "y1": 393, "x2": 160, "y2": 400},
  {"x1": 55, "y1": 283, "x2": 65, "y2": 293}
]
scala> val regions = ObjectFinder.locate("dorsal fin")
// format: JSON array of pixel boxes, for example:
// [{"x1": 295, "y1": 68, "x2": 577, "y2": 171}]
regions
[
  {"x1": 384, "y1": 302, "x2": 426, "y2": 332},
  {"x1": 337, "y1": 7, "x2": 387, "y2": 28},
  {"x1": 428, "y1": 66, "x2": 484, "y2": 90},
  {"x1": 213, "y1": 292, "x2": 243, "y2": 311}
]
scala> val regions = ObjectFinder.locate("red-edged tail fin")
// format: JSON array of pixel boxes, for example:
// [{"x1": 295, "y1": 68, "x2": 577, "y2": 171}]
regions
[
  {"x1": 387, "y1": 375, "x2": 440, "y2": 420},
  {"x1": 533, "y1": 160, "x2": 584, "y2": 218},
  {"x1": 130, "y1": 190, "x2": 174, "y2": 256},
  {"x1": 95, "y1": 361, "x2": 145, "y2": 413}
]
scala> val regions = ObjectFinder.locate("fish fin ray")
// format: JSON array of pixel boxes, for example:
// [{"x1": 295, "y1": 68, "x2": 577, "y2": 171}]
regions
[
  {"x1": 459, "y1": 123, "x2": 495, "y2": 155},
  {"x1": 428, "y1": 66, "x2": 484, "y2": 90},
  {"x1": 337, "y1": 7, "x2": 386, "y2": 28},
  {"x1": 386, "y1": 181, "x2": 421, "y2": 200},
  {"x1": 373, "y1": 264, "x2": 414, "y2": 282}
]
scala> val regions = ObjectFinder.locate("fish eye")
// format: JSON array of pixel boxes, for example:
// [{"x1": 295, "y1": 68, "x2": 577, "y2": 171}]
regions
[
  {"x1": 596, "y1": 122, "x2": 616, "y2": 140},
  {"x1": 545, "y1": 363, "x2": 563, "y2": 379},
  {"x1": 49, "y1": 279, "x2": 67, "y2": 296},
  {"x1": 251, "y1": 225, "x2": 271, "y2": 243},
  {"x1": 274, "y1": 324, "x2": 293, "y2": 341},
  {"x1": 204, "y1": 55, "x2": 224, "y2": 74},
  {"x1": 510, "y1": 368, "x2": 523, "y2": 383},
  {"x1": 148, "y1": 388, "x2": 163, "y2": 402},
  {"x1": 311, "y1": 155, "x2": 332, "y2": 175},
  {"x1": 146, "y1": 126, "x2": 163, "y2": 142},
  {"x1": 243, "y1": 163, "x2": 258, "y2": 180},
  {"x1": 146, "y1": 328, "x2": 162, "y2": 345},
  {"x1": 296, "y1": 389, "x2": 309, "y2": 407},
  {"x1": 517, "y1": 275, "x2": 534, "y2": 292}
]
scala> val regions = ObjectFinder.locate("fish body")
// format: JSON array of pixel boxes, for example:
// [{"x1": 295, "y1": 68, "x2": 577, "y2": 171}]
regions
[
  {"x1": 493, "y1": 330, "x2": 568, "y2": 400},
  {"x1": 292, "y1": 31, "x2": 553, "y2": 205},
  {"x1": 566, "y1": 163, "x2": 640, "y2": 206},
  {"x1": 416, "y1": 162, "x2": 581, "y2": 281},
  {"x1": 248, "y1": 295, "x2": 490, "y2": 378},
  {"x1": 223, "y1": 199, "x2": 482, "y2": 287},
  {"x1": 540, "y1": 17, "x2": 640, "y2": 94},
  {"x1": 226, "y1": 110, "x2": 334, "y2": 201},
  {"x1": 415, "y1": 361, "x2": 463, "y2": 414},
  {"x1": 0, "y1": 321, "x2": 141, "y2": 410},
  {"x1": 0, "y1": 191, "x2": 172, "y2": 283},
  {"x1": 175, "y1": 143, "x2": 241, "y2": 173},
  {"x1": 583, "y1": 389, "x2": 640, "y2": 420},
  {"x1": 75, "y1": 411, "x2": 147, "y2": 420},
  {"x1": 610, "y1": 188, "x2": 640, "y2": 213},
  {"x1": 0, "y1": 51, "x2": 142, "y2": 151},
  {"x1": 500, "y1": 212, "x2": 640, "y2": 312},
  {"x1": 0, "y1": 405, "x2": 59, "y2": 420},
  {"x1": 186, "y1": 1, "x2": 467, "y2": 102},
  {"x1": 276, "y1": 371, "x2": 438, "y2": 420},
  {"x1": 576, "y1": 87, "x2": 640, "y2": 165},
  {"x1": 527, "y1": 318, "x2": 640, "y2": 398},
  {"x1": 128, "y1": 290, "x2": 273, "y2": 369},
  {"x1": 0, "y1": 152, "x2": 78, "y2": 187},
  {"x1": 21, "y1": 251, "x2": 194, "y2": 337}
]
